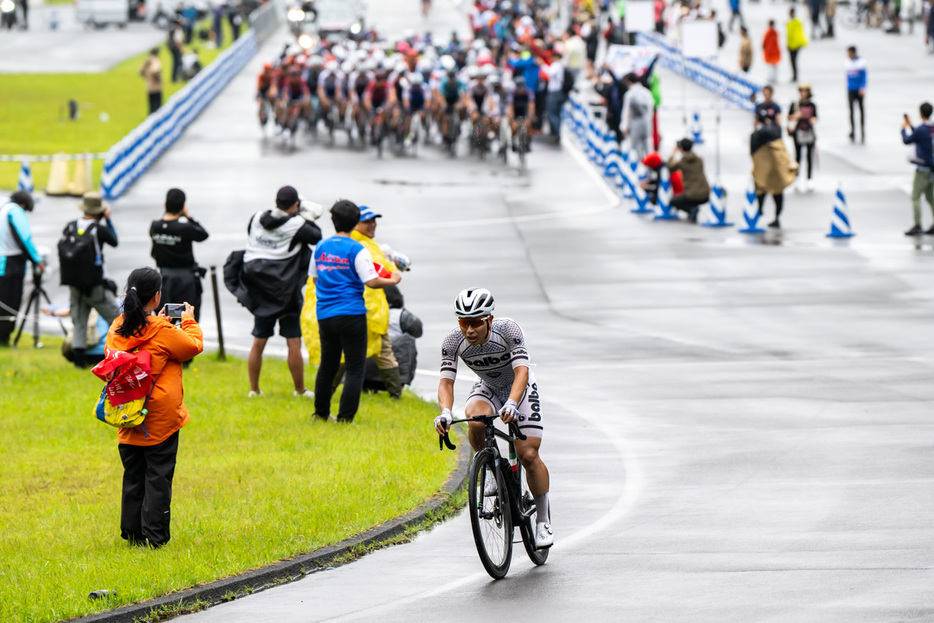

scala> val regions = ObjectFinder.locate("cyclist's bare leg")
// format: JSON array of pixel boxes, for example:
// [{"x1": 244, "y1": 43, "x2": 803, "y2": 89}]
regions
[
  {"x1": 515, "y1": 436, "x2": 549, "y2": 496},
  {"x1": 465, "y1": 398, "x2": 493, "y2": 451}
]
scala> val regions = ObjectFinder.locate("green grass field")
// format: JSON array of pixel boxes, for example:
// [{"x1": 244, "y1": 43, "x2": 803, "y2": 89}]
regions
[
  {"x1": 0, "y1": 341, "x2": 457, "y2": 623},
  {"x1": 0, "y1": 20, "x2": 238, "y2": 191}
]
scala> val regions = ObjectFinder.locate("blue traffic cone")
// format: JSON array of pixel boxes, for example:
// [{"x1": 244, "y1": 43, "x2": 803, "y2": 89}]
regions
[
  {"x1": 827, "y1": 184, "x2": 855, "y2": 238},
  {"x1": 702, "y1": 178, "x2": 733, "y2": 227},
  {"x1": 17, "y1": 160, "x2": 34, "y2": 194},
  {"x1": 737, "y1": 178, "x2": 765, "y2": 233},
  {"x1": 690, "y1": 110, "x2": 704, "y2": 145},
  {"x1": 654, "y1": 166, "x2": 678, "y2": 220}
]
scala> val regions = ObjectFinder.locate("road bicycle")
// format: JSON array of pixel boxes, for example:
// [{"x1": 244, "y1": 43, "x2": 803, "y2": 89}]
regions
[{"x1": 440, "y1": 415, "x2": 549, "y2": 579}]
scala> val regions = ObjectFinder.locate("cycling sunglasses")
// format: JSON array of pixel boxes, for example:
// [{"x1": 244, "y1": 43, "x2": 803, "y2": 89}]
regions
[{"x1": 457, "y1": 316, "x2": 489, "y2": 329}]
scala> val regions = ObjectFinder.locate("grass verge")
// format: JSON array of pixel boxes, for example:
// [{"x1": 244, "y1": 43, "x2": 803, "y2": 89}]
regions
[
  {"x1": 0, "y1": 19, "x2": 238, "y2": 190},
  {"x1": 0, "y1": 338, "x2": 457, "y2": 623}
]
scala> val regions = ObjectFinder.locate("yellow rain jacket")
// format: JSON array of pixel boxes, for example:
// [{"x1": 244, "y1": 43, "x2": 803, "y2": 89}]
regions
[{"x1": 786, "y1": 18, "x2": 808, "y2": 51}]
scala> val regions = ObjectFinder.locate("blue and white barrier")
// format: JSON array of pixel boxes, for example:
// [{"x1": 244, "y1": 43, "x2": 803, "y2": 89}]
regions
[
  {"x1": 827, "y1": 184, "x2": 855, "y2": 238},
  {"x1": 101, "y1": 33, "x2": 258, "y2": 200},
  {"x1": 635, "y1": 32, "x2": 762, "y2": 112}
]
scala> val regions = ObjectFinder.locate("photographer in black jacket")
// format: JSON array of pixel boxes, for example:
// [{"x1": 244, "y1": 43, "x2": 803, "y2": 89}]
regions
[
  {"x1": 150, "y1": 188, "x2": 209, "y2": 322},
  {"x1": 225, "y1": 185, "x2": 322, "y2": 397}
]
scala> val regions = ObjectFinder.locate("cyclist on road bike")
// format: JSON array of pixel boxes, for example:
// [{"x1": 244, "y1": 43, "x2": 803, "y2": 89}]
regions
[
  {"x1": 402, "y1": 71, "x2": 430, "y2": 146},
  {"x1": 278, "y1": 66, "x2": 310, "y2": 134},
  {"x1": 256, "y1": 63, "x2": 280, "y2": 130},
  {"x1": 508, "y1": 74, "x2": 535, "y2": 151},
  {"x1": 434, "y1": 288, "x2": 553, "y2": 549},
  {"x1": 317, "y1": 60, "x2": 345, "y2": 130},
  {"x1": 439, "y1": 68, "x2": 466, "y2": 143}
]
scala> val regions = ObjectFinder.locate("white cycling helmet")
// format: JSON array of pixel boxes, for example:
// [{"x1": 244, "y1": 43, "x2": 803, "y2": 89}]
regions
[
  {"x1": 410, "y1": 72, "x2": 424, "y2": 85},
  {"x1": 325, "y1": 59, "x2": 339, "y2": 71},
  {"x1": 342, "y1": 60, "x2": 355, "y2": 74},
  {"x1": 454, "y1": 288, "x2": 495, "y2": 318},
  {"x1": 439, "y1": 54, "x2": 456, "y2": 71}
]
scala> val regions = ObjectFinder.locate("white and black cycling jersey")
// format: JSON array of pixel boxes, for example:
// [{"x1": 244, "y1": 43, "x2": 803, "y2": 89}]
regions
[{"x1": 440, "y1": 317, "x2": 533, "y2": 396}]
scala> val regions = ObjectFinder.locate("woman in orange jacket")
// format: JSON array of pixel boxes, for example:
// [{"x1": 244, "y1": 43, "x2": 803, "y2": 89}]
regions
[
  {"x1": 106, "y1": 267, "x2": 203, "y2": 548},
  {"x1": 762, "y1": 19, "x2": 781, "y2": 84}
]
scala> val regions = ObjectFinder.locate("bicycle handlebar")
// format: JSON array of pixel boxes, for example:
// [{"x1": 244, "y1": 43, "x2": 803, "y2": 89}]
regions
[{"x1": 438, "y1": 415, "x2": 527, "y2": 451}]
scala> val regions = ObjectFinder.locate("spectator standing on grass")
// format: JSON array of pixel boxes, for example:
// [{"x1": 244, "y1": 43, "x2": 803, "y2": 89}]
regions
[
  {"x1": 788, "y1": 83, "x2": 818, "y2": 192},
  {"x1": 139, "y1": 48, "x2": 163, "y2": 115},
  {"x1": 900, "y1": 102, "x2": 934, "y2": 236},
  {"x1": 667, "y1": 138, "x2": 711, "y2": 223},
  {"x1": 786, "y1": 8, "x2": 808, "y2": 84},
  {"x1": 213, "y1": 1, "x2": 226, "y2": 48},
  {"x1": 65, "y1": 192, "x2": 121, "y2": 368},
  {"x1": 763, "y1": 19, "x2": 781, "y2": 84},
  {"x1": 228, "y1": 0, "x2": 243, "y2": 40},
  {"x1": 351, "y1": 207, "x2": 404, "y2": 399},
  {"x1": 846, "y1": 46, "x2": 867, "y2": 143},
  {"x1": 225, "y1": 186, "x2": 322, "y2": 397},
  {"x1": 107, "y1": 267, "x2": 203, "y2": 549},
  {"x1": 0, "y1": 191, "x2": 44, "y2": 347},
  {"x1": 150, "y1": 188, "x2": 208, "y2": 323},
  {"x1": 167, "y1": 22, "x2": 184, "y2": 83},
  {"x1": 739, "y1": 26, "x2": 753, "y2": 73},
  {"x1": 311, "y1": 200, "x2": 401, "y2": 424},
  {"x1": 751, "y1": 110, "x2": 797, "y2": 229},
  {"x1": 180, "y1": 3, "x2": 197, "y2": 43}
]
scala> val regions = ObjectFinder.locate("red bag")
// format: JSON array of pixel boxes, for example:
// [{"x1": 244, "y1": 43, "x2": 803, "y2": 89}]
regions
[{"x1": 91, "y1": 349, "x2": 153, "y2": 406}]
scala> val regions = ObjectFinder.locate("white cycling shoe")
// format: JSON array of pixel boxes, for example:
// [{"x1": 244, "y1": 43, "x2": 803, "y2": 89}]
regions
[
  {"x1": 483, "y1": 473, "x2": 498, "y2": 497},
  {"x1": 534, "y1": 522, "x2": 554, "y2": 549}
]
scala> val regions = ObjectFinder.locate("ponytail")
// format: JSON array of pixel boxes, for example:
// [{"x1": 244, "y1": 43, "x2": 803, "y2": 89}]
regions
[{"x1": 116, "y1": 267, "x2": 162, "y2": 338}]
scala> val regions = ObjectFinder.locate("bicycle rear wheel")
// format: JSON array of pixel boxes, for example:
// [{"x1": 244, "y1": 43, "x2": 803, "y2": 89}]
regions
[
  {"x1": 518, "y1": 470, "x2": 549, "y2": 566},
  {"x1": 468, "y1": 449, "x2": 513, "y2": 579}
]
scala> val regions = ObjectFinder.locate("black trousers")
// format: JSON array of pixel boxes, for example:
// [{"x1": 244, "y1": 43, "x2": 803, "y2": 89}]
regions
[
  {"x1": 789, "y1": 48, "x2": 800, "y2": 82},
  {"x1": 159, "y1": 266, "x2": 202, "y2": 322},
  {"x1": 757, "y1": 192, "x2": 784, "y2": 218},
  {"x1": 794, "y1": 140, "x2": 815, "y2": 178},
  {"x1": 119, "y1": 431, "x2": 179, "y2": 547},
  {"x1": 0, "y1": 255, "x2": 26, "y2": 345},
  {"x1": 315, "y1": 314, "x2": 368, "y2": 422},
  {"x1": 848, "y1": 90, "x2": 864, "y2": 138},
  {"x1": 148, "y1": 91, "x2": 162, "y2": 115}
]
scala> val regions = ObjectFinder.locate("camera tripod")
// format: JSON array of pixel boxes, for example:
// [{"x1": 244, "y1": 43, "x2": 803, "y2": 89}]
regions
[{"x1": 13, "y1": 267, "x2": 66, "y2": 348}]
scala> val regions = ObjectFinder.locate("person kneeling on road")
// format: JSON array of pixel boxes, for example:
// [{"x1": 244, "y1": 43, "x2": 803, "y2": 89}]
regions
[
  {"x1": 434, "y1": 288, "x2": 553, "y2": 549},
  {"x1": 667, "y1": 138, "x2": 711, "y2": 223}
]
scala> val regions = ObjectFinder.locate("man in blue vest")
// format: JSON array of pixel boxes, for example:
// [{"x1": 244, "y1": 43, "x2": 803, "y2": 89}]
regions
[
  {"x1": 311, "y1": 200, "x2": 401, "y2": 423},
  {"x1": 0, "y1": 191, "x2": 45, "y2": 346}
]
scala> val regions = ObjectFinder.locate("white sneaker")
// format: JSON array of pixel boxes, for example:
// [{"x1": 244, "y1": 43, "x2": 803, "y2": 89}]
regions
[
  {"x1": 534, "y1": 522, "x2": 554, "y2": 549},
  {"x1": 247, "y1": 390, "x2": 263, "y2": 398},
  {"x1": 806, "y1": 179, "x2": 815, "y2": 192},
  {"x1": 294, "y1": 389, "x2": 314, "y2": 398}
]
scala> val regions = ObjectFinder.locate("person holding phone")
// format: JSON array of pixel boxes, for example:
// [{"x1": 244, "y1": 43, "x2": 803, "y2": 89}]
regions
[
  {"x1": 106, "y1": 267, "x2": 203, "y2": 548},
  {"x1": 901, "y1": 103, "x2": 934, "y2": 236},
  {"x1": 788, "y1": 83, "x2": 818, "y2": 192}
]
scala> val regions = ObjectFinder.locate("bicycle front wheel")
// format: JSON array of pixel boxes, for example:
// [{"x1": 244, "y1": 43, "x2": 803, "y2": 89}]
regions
[{"x1": 468, "y1": 449, "x2": 513, "y2": 579}]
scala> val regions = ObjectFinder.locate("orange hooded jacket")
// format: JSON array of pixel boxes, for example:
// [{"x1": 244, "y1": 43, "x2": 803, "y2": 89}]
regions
[
  {"x1": 763, "y1": 28, "x2": 781, "y2": 65},
  {"x1": 105, "y1": 315, "x2": 203, "y2": 446}
]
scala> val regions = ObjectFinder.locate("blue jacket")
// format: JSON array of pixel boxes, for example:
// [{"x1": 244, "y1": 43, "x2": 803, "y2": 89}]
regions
[
  {"x1": 901, "y1": 122, "x2": 934, "y2": 170},
  {"x1": 845, "y1": 57, "x2": 867, "y2": 92},
  {"x1": 0, "y1": 200, "x2": 42, "y2": 278},
  {"x1": 510, "y1": 57, "x2": 540, "y2": 92}
]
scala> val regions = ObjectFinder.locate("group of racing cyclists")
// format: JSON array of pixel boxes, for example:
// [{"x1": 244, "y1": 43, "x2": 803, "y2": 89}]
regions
[{"x1": 255, "y1": 0, "x2": 564, "y2": 162}]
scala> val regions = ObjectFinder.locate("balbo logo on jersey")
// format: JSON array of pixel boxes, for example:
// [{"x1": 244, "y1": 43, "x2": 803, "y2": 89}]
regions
[{"x1": 465, "y1": 352, "x2": 512, "y2": 367}]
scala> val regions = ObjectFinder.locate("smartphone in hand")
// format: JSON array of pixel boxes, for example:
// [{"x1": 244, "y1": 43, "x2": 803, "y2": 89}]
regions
[{"x1": 164, "y1": 303, "x2": 185, "y2": 324}]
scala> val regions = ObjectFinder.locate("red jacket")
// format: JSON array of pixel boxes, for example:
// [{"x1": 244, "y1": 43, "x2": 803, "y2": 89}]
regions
[
  {"x1": 106, "y1": 316, "x2": 203, "y2": 446},
  {"x1": 763, "y1": 28, "x2": 781, "y2": 64}
]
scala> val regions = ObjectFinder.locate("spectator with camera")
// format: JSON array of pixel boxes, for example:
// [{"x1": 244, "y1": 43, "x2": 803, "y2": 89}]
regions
[
  {"x1": 225, "y1": 185, "x2": 322, "y2": 397},
  {"x1": 0, "y1": 191, "x2": 45, "y2": 347},
  {"x1": 311, "y1": 200, "x2": 401, "y2": 423},
  {"x1": 106, "y1": 267, "x2": 203, "y2": 548},
  {"x1": 60, "y1": 192, "x2": 121, "y2": 368},
  {"x1": 150, "y1": 188, "x2": 208, "y2": 324}
]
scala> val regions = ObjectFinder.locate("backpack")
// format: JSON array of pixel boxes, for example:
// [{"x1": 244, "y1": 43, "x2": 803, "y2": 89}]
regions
[
  {"x1": 561, "y1": 66, "x2": 575, "y2": 96},
  {"x1": 91, "y1": 349, "x2": 155, "y2": 430},
  {"x1": 58, "y1": 221, "x2": 103, "y2": 292}
]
